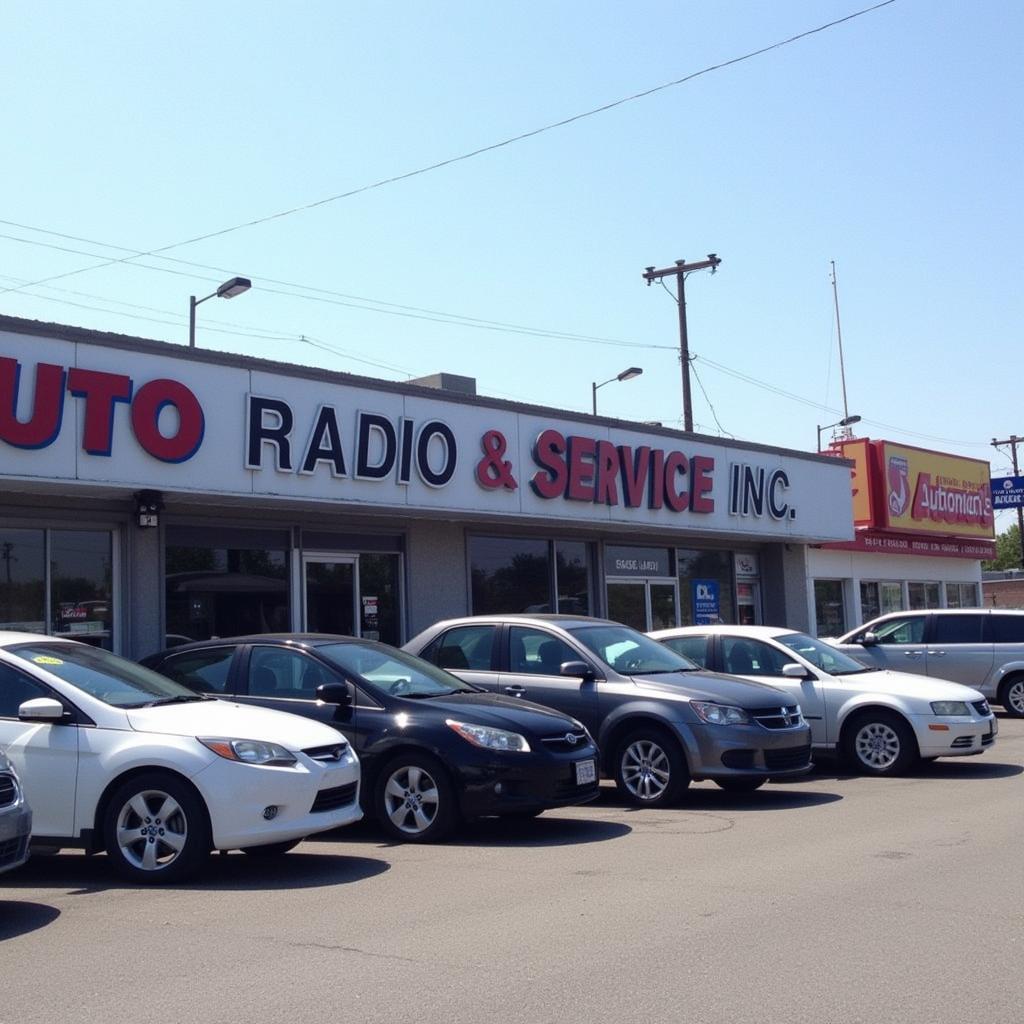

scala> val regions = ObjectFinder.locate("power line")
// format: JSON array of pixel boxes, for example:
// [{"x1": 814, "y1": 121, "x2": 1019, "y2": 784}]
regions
[{"x1": 0, "y1": 1, "x2": 899, "y2": 296}]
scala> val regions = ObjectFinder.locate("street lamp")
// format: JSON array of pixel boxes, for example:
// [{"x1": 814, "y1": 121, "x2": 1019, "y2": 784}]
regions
[
  {"x1": 189, "y1": 276, "x2": 252, "y2": 348},
  {"x1": 592, "y1": 367, "x2": 643, "y2": 415},
  {"x1": 817, "y1": 414, "x2": 861, "y2": 451}
]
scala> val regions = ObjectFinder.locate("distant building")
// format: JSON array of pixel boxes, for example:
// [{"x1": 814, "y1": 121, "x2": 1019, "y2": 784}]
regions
[{"x1": 983, "y1": 570, "x2": 1024, "y2": 610}]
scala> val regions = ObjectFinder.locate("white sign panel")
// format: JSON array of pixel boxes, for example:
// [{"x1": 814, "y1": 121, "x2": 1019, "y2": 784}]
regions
[{"x1": 0, "y1": 330, "x2": 855, "y2": 543}]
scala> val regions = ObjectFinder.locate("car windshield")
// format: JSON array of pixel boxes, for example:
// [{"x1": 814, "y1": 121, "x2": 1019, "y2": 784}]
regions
[
  {"x1": 776, "y1": 632, "x2": 874, "y2": 675},
  {"x1": 571, "y1": 625, "x2": 698, "y2": 675},
  {"x1": 317, "y1": 642, "x2": 477, "y2": 698},
  {"x1": 10, "y1": 642, "x2": 211, "y2": 708}
]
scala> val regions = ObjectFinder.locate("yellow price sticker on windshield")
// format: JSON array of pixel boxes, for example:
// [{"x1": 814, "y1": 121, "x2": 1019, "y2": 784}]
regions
[{"x1": 32, "y1": 655, "x2": 64, "y2": 666}]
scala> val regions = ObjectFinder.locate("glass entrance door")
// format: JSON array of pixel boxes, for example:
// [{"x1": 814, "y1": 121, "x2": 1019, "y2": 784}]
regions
[
  {"x1": 303, "y1": 556, "x2": 357, "y2": 636},
  {"x1": 607, "y1": 579, "x2": 679, "y2": 632}
]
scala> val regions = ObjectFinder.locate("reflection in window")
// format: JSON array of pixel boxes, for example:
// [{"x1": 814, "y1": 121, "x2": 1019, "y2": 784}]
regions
[
  {"x1": 166, "y1": 545, "x2": 289, "y2": 643},
  {"x1": 358, "y1": 554, "x2": 402, "y2": 645},
  {"x1": 470, "y1": 537, "x2": 551, "y2": 614},
  {"x1": 908, "y1": 581, "x2": 941, "y2": 610},
  {"x1": 0, "y1": 528, "x2": 45, "y2": 634},
  {"x1": 555, "y1": 542, "x2": 592, "y2": 615},
  {"x1": 813, "y1": 580, "x2": 846, "y2": 637},
  {"x1": 945, "y1": 583, "x2": 978, "y2": 609}
]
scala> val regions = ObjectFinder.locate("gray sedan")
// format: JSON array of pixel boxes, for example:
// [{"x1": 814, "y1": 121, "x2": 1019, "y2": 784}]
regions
[
  {"x1": 0, "y1": 750, "x2": 31, "y2": 875},
  {"x1": 404, "y1": 615, "x2": 812, "y2": 805}
]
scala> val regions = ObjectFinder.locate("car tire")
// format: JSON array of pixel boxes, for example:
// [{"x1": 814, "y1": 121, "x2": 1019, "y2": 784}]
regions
[
  {"x1": 842, "y1": 711, "x2": 918, "y2": 777},
  {"x1": 614, "y1": 727, "x2": 689, "y2": 806},
  {"x1": 998, "y1": 675, "x2": 1024, "y2": 718},
  {"x1": 374, "y1": 752, "x2": 458, "y2": 843},
  {"x1": 241, "y1": 839, "x2": 302, "y2": 857},
  {"x1": 103, "y1": 772, "x2": 211, "y2": 884},
  {"x1": 715, "y1": 777, "x2": 766, "y2": 793}
]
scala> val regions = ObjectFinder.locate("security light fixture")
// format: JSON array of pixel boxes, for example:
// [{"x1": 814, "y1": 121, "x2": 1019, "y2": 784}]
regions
[
  {"x1": 593, "y1": 367, "x2": 644, "y2": 415},
  {"x1": 189, "y1": 276, "x2": 253, "y2": 347}
]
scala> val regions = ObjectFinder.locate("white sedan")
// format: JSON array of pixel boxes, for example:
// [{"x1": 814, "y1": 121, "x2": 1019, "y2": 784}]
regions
[
  {"x1": 0, "y1": 632, "x2": 361, "y2": 882},
  {"x1": 648, "y1": 625, "x2": 997, "y2": 776}
]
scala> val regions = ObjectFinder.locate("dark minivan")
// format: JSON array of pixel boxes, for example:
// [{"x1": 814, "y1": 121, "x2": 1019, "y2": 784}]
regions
[{"x1": 143, "y1": 634, "x2": 600, "y2": 842}]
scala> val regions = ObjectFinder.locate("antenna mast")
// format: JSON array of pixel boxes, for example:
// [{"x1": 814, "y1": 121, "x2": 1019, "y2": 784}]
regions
[{"x1": 830, "y1": 260, "x2": 854, "y2": 439}]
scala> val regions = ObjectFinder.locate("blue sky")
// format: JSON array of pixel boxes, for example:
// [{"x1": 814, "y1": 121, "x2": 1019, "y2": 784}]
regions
[{"x1": 2, "y1": 1, "x2": 1021, "y2": 529}]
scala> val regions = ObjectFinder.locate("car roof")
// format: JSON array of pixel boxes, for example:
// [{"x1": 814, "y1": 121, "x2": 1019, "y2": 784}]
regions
[
  {"x1": 649, "y1": 625, "x2": 800, "y2": 640},
  {"x1": 149, "y1": 633, "x2": 377, "y2": 657},
  {"x1": 430, "y1": 614, "x2": 619, "y2": 629}
]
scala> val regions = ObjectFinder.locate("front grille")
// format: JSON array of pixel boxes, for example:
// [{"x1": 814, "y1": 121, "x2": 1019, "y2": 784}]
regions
[
  {"x1": 0, "y1": 835, "x2": 27, "y2": 868},
  {"x1": 764, "y1": 744, "x2": 812, "y2": 772},
  {"x1": 302, "y1": 743, "x2": 348, "y2": 763},
  {"x1": 541, "y1": 730, "x2": 589, "y2": 753},
  {"x1": 721, "y1": 749, "x2": 755, "y2": 770},
  {"x1": 972, "y1": 700, "x2": 990, "y2": 717},
  {"x1": 750, "y1": 706, "x2": 802, "y2": 730},
  {"x1": 310, "y1": 781, "x2": 358, "y2": 813},
  {"x1": 0, "y1": 774, "x2": 17, "y2": 809}
]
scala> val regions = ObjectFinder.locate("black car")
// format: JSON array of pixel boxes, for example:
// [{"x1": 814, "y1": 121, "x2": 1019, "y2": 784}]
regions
[{"x1": 142, "y1": 634, "x2": 600, "y2": 842}]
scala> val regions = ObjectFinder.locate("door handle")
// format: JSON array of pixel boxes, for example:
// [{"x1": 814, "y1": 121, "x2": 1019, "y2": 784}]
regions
[
  {"x1": 926, "y1": 650, "x2": 946, "y2": 656},
  {"x1": 503, "y1": 686, "x2": 526, "y2": 697},
  {"x1": 903, "y1": 651, "x2": 924, "y2": 658}
]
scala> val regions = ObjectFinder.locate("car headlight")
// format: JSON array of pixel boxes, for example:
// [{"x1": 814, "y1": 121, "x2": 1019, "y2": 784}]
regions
[
  {"x1": 690, "y1": 701, "x2": 750, "y2": 725},
  {"x1": 446, "y1": 719, "x2": 531, "y2": 752},
  {"x1": 199, "y1": 737, "x2": 298, "y2": 767},
  {"x1": 930, "y1": 701, "x2": 971, "y2": 717}
]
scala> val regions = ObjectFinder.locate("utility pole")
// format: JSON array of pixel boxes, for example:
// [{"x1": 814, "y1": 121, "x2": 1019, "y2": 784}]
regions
[
  {"x1": 991, "y1": 435, "x2": 1024, "y2": 570},
  {"x1": 643, "y1": 255, "x2": 721, "y2": 432},
  {"x1": 829, "y1": 260, "x2": 853, "y2": 425}
]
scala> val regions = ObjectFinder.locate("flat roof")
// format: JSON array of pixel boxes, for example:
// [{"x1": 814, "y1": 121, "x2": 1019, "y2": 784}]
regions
[{"x1": 0, "y1": 312, "x2": 847, "y2": 467}]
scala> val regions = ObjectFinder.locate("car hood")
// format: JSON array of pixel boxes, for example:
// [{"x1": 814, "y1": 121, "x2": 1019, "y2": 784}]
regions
[
  {"x1": 830, "y1": 669, "x2": 985, "y2": 703},
  {"x1": 420, "y1": 691, "x2": 584, "y2": 737},
  {"x1": 125, "y1": 700, "x2": 346, "y2": 749},
  {"x1": 630, "y1": 671, "x2": 793, "y2": 707}
]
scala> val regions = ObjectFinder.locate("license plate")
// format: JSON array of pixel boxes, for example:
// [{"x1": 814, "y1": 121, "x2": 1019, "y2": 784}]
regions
[{"x1": 575, "y1": 759, "x2": 596, "y2": 785}]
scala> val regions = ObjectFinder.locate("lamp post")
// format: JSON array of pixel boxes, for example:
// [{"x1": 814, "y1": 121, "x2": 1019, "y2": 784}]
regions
[
  {"x1": 592, "y1": 367, "x2": 642, "y2": 415},
  {"x1": 817, "y1": 414, "x2": 861, "y2": 452},
  {"x1": 189, "y1": 276, "x2": 252, "y2": 348}
]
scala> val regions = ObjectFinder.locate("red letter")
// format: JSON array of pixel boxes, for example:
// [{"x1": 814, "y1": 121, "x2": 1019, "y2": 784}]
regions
[
  {"x1": 0, "y1": 358, "x2": 66, "y2": 449},
  {"x1": 529, "y1": 429, "x2": 567, "y2": 499},
  {"x1": 690, "y1": 455, "x2": 715, "y2": 513},
  {"x1": 594, "y1": 440, "x2": 620, "y2": 506},
  {"x1": 664, "y1": 451, "x2": 690, "y2": 512},
  {"x1": 131, "y1": 379, "x2": 205, "y2": 463},
  {"x1": 566, "y1": 436, "x2": 597, "y2": 502},
  {"x1": 648, "y1": 448, "x2": 665, "y2": 509},
  {"x1": 67, "y1": 368, "x2": 133, "y2": 456},
  {"x1": 618, "y1": 445, "x2": 650, "y2": 508}
]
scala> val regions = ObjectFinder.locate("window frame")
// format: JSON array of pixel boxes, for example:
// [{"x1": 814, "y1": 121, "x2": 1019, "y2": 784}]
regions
[{"x1": 157, "y1": 645, "x2": 241, "y2": 694}]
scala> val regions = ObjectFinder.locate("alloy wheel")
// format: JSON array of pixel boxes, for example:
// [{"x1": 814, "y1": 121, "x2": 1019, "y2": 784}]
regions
[
  {"x1": 1006, "y1": 679, "x2": 1024, "y2": 715},
  {"x1": 115, "y1": 789, "x2": 188, "y2": 872},
  {"x1": 383, "y1": 765, "x2": 440, "y2": 835},
  {"x1": 621, "y1": 739, "x2": 671, "y2": 801},
  {"x1": 854, "y1": 722, "x2": 901, "y2": 770}
]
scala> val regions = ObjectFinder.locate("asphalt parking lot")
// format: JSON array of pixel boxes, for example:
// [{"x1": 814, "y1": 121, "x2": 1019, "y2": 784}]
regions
[{"x1": 3, "y1": 718, "x2": 1022, "y2": 1024}]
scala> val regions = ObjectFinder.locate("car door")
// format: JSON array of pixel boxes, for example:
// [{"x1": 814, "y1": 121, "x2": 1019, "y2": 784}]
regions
[
  {"x1": 926, "y1": 613, "x2": 993, "y2": 688},
  {"x1": 0, "y1": 659, "x2": 79, "y2": 838},
  {"x1": 497, "y1": 625, "x2": 601, "y2": 732},
  {"x1": 848, "y1": 614, "x2": 929, "y2": 675},
  {"x1": 418, "y1": 624, "x2": 501, "y2": 693},
  {"x1": 718, "y1": 636, "x2": 828, "y2": 745}
]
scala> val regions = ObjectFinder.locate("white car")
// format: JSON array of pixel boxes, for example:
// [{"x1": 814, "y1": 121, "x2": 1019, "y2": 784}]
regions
[
  {"x1": 648, "y1": 625, "x2": 997, "y2": 776},
  {"x1": 0, "y1": 632, "x2": 362, "y2": 882}
]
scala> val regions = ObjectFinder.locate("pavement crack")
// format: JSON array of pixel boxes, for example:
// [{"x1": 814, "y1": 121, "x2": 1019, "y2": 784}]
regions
[{"x1": 281, "y1": 940, "x2": 440, "y2": 966}]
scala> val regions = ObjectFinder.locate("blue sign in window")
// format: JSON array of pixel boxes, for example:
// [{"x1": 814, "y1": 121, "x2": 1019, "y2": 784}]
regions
[{"x1": 692, "y1": 579, "x2": 720, "y2": 625}]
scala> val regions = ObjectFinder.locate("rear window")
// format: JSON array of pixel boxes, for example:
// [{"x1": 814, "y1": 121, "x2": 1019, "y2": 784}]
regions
[
  {"x1": 932, "y1": 614, "x2": 987, "y2": 644},
  {"x1": 990, "y1": 615, "x2": 1024, "y2": 644}
]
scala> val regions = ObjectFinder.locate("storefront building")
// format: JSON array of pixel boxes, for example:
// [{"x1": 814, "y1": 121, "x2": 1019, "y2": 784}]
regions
[
  {"x1": 1, "y1": 315, "x2": 854, "y2": 659},
  {"x1": 808, "y1": 438, "x2": 995, "y2": 635}
]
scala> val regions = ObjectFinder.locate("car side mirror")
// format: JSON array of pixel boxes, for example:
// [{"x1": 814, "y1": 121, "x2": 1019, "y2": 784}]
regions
[
  {"x1": 315, "y1": 683, "x2": 352, "y2": 707},
  {"x1": 782, "y1": 663, "x2": 808, "y2": 679},
  {"x1": 860, "y1": 632, "x2": 879, "y2": 647},
  {"x1": 18, "y1": 697, "x2": 67, "y2": 722},
  {"x1": 560, "y1": 660, "x2": 595, "y2": 682}
]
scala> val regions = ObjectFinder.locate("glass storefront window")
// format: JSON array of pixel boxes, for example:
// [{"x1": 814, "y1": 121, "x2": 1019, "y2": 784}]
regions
[
  {"x1": 0, "y1": 528, "x2": 45, "y2": 633},
  {"x1": 945, "y1": 582, "x2": 979, "y2": 608},
  {"x1": 357, "y1": 554, "x2": 402, "y2": 645},
  {"x1": 677, "y1": 549, "x2": 734, "y2": 626},
  {"x1": 166, "y1": 544, "x2": 289, "y2": 643},
  {"x1": 881, "y1": 582, "x2": 904, "y2": 614},
  {"x1": 814, "y1": 579, "x2": 847, "y2": 636},
  {"x1": 0, "y1": 528, "x2": 114, "y2": 649},
  {"x1": 555, "y1": 541, "x2": 592, "y2": 615},
  {"x1": 908, "y1": 582, "x2": 942, "y2": 610},
  {"x1": 470, "y1": 536, "x2": 552, "y2": 614},
  {"x1": 860, "y1": 581, "x2": 881, "y2": 622}
]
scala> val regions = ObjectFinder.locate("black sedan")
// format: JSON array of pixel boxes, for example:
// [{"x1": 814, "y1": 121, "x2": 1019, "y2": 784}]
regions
[{"x1": 142, "y1": 634, "x2": 600, "y2": 842}]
